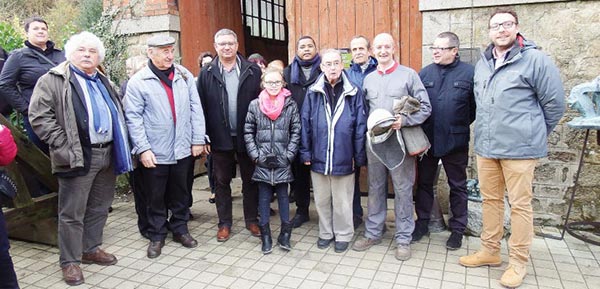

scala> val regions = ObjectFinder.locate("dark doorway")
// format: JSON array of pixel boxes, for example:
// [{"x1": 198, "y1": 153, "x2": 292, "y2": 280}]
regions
[{"x1": 241, "y1": 0, "x2": 289, "y2": 66}]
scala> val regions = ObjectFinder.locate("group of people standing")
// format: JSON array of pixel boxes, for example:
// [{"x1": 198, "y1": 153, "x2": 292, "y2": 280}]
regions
[{"x1": 0, "y1": 6, "x2": 566, "y2": 289}]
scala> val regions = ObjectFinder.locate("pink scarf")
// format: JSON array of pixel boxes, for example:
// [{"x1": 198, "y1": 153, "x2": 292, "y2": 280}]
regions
[{"x1": 259, "y1": 88, "x2": 291, "y2": 120}]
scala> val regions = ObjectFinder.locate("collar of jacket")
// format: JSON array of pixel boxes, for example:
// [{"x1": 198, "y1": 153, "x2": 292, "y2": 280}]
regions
[
  {"x1": 310, "y1": 70, "x2": 357, "y2": 97},
  {"x1": 206, "y1": 52, "x2": 256, "y2": 82},
  {"x1": 350, "y1": 57, "x2": 378, "y2": 73},
  {"x1": 139, "y1": 64, "x2": 187, "y2": 82},
  {"x1": 436, "y1": 56, "x2": 461, "y2": 69},
  {"x1": 483, "y1": 33, "x2": 536, "y2": 63}
]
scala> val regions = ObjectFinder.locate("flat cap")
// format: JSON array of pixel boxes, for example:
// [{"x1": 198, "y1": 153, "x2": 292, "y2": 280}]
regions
[{"x1": 147, "y1": 35, "x2": 176, "y2": 47}]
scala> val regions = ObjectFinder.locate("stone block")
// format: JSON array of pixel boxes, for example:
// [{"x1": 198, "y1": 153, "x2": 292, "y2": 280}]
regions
[{"x1": 465, "y1": 198, "x2": 511, "y2": 237}]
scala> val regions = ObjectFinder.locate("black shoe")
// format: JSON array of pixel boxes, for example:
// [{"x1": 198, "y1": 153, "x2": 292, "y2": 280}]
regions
[
  {"x1": 147, "y1": 240, "x2": 165, "y2": 258},
  {"x1": 446, "y1": 232, "x2": 463, "y2": 250},
  {"x1": 353, "y1": 215, "x2": 363, "y2": 229},
  {"x1": 317, "y1": 238, "x2": 334, "y2": 249},
  {"x1": 259, "y1": 224, "x2": 273, "y2": 254},
  {"x1": 411, "y1": 220, "x2": 429, "y2": 243},
  {"x1": 278, "y1": 222, "x2": 292, "y2": 251},
  {"x1": 208, "y1": 194, "x2": 216, "y2": 204},
  {"x1": 173, "y1": 233, "x2": 198, "y2": 248},
  {"x1": 334, "y1": 241, "x2": 349, "y2": 253},
  {"x1": 291, "y1": 214, "x2": 309, "y2": 228}
]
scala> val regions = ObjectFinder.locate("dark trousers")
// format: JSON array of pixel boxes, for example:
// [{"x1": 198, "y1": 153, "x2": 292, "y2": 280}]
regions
[
  {"x1": 0, "y1": 210, "x2": 19, "y2": 289},
  {"x1": 23, "y1": 115, "x2": 48, "y2": 155},
  {"x1": 141, "y1": 156, "x2": 194, "y2": 241},
  {"x1": 258, "y1": 182, "x2": 290, "y2": 226},
  {"x1": 291, "y1": 158, "x2": 311, "y2": 216},
  {"x1": 212, "y1": 149, "x2": 258, "y2": 228},
  {"x1": 353, "y1": 167, "x2": 364, "y2": 218},
  {"x1": 130, "y1": 167, "x2": 148, "y2": 237},
  {"x1": 415, "y1": 149, "x2": 469, "y2": 233}
]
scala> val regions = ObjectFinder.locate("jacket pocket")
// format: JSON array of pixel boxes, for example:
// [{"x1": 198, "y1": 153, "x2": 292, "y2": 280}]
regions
[{"x1": 50, "y1": 145, "x2": 70, "y2": 167}]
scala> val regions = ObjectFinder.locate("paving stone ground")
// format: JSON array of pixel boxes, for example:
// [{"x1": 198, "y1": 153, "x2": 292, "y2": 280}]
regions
[{"x1": 10, "y1": 176, "x2": 600, "y2": 289}]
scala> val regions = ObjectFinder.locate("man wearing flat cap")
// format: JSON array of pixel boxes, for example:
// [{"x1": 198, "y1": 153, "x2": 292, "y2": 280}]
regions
[{"x1": 125, "y1": 34, "x2": 207, "y2": 258}]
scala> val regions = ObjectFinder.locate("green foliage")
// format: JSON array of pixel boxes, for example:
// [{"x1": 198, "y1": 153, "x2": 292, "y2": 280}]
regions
[
  {"x1": 45, "y1": 0, "x2": 80, "y2": 49},
  {"x1": 77, "y1": 0, "x2": 103, "y2": 30},
  {"x1": 0, "y1": 19, "x2": 24, "y2": 52},
  {"x1": 89, "y1": 2, "x2": 139, "y2": 84}
]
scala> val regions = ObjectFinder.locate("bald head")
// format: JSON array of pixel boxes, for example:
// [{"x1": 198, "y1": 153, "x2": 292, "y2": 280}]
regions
[{"x1": 372, "y1": 33, "x2": 396, "y2": 67}]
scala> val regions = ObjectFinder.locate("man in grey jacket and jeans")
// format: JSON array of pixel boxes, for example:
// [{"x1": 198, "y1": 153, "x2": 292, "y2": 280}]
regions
[{"x1": 458, "y1": 8, "x2": 565, "y2": 288}]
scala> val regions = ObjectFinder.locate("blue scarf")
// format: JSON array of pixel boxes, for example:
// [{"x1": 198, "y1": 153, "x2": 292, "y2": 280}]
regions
[
  {"x1": 70, "y1": 65, "x2": 133, "y2": 175},
  {"x1": 289, "y1": 54, "x2": 321, "y2": 85}
]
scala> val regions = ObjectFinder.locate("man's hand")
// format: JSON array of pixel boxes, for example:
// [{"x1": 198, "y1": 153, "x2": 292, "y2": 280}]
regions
[
  {"x1": 140, "y1": 150, "x2": 157, "y2": 168},
  {"x1": 192, "y1": 145, "x2": 205, "y2": 157},
  {"x1": 304, "y1": 161, "x2": 311, "y2": 165},
  {"x1": 202, "y1": 144, "x2": 211, "y2": 155},
  {"x1": 391, "y1": 114, "x2": 403, "y2": 130}
]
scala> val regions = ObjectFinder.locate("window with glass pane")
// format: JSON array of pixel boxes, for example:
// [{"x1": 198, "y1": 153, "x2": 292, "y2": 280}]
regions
[{"x1": 241, "y1": 0, "x2": 286, "y2": 41}]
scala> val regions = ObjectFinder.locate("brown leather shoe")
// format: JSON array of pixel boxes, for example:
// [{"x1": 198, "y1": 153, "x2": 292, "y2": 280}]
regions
[
  {"x1": 246, "y1": 223, "x2": 261, "y2": 237},
  {"x1": 82, "y1": 248, "x2": 117, "y2": 266},
  {"x1": 62, "y1": 264, "x2": 84, "y2": 286},
  {"x1": 147, "y1": 240, "x2": 165, "y2": 259},
  {"x1": 217, "y1": 226, "x2": 230, "y2": 242},
  {"x1": 174, "y1": 233, "x2": 198, "y2": 248}
]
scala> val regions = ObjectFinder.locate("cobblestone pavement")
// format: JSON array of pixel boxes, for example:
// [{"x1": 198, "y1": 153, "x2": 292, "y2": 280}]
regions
[{"x1": 10, "y1": 176, "x2": 600, "y2": 289}]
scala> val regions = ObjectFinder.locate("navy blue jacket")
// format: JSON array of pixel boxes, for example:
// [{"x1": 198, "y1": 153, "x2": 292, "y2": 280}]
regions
[
  {"x1": 419, "y1": 58, "x2": 475, "y2": 157},
  {"x1": 345, "y1": 57, "x2": 377, "y2": 88},
  {"x1": 300, "y1": 71, "x2": 367, "y2": 176}
]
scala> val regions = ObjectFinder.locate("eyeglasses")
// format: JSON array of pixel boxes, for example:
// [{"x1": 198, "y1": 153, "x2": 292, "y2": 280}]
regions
[
  {"x1": 489, "y1": 21, "x2": 516, "y2": 31},
  {"x1": 428, "y1": 46, "x2": 455, "y2": 52},
  {"x1": 216, "y1": 42, "x2": 237, "y2": 47},
  {"x1": 322, "y1": 61, "x2": 341, "y2": 68},
  {"x1": 264, "y1": 81, "x2": 283, "y2": 87}
]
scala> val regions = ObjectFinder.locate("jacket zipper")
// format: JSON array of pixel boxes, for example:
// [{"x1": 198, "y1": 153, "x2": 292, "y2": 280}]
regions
[{"x1": 270, "y1": 120, "x2": 275, "y2": 185}]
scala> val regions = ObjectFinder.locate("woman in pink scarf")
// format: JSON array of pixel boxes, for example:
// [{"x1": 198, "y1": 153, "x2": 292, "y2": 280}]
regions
[{"x1": 244, "y1": 67, "x2": 301, "y2": 254}]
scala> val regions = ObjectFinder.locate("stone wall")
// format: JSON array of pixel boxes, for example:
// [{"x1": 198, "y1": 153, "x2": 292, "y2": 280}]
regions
[{"x1": 420, "y1": 0, "x2": 600, "y2": 225}]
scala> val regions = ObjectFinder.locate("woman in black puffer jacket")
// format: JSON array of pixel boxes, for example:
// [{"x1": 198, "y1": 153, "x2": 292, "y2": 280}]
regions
[
  {"x1": 0, "y1": 17, "x2": 65, "y2": 154},
  {"x1": 244, "y1": 67, "x2": 301, "y2": 254}
]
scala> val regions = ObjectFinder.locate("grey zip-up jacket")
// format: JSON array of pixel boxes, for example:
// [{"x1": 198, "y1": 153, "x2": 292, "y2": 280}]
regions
[
  {"x1": 125, "y1": 65, "x2": 206, "y2": 164},
  {"x1": 474, "y1": 34, "x2": 565, "y2": 159}
]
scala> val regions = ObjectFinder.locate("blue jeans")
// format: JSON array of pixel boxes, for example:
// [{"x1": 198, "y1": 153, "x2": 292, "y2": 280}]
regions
[
  {"x1": 258, "y1": 182, "x2": 290, "y2": 226},
  {"x1": 1, "y1": 210, "x2": 20, "y2": 289}
]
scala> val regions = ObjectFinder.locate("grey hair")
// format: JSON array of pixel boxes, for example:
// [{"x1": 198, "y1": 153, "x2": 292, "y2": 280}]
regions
[
  {"x1": 320, "y1": 48, "x2": 342, "y2": 60},
  {"x1": 351, "y1": 35, "x2": 371, "y2": 49},
  {"x1": 436, "y1": 31, "x2": 460, "y2": 48},
  {"x1": 64, "y1": 31, "x2": 106, "y2": 63},
  {"x1": 214, "y1": 28, "x2": 238, "y2": 42}
]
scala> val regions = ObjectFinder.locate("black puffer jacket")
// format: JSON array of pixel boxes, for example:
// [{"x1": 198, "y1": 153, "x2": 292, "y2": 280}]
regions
[
  {"x1": 0, "y1": 41, "x2": 65, "y2": 113},
  {"x1": 244, "y1": 95, "x2": 301, "y2": 185}
]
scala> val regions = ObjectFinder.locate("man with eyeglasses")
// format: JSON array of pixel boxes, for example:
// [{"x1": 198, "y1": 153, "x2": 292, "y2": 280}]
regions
[
  {"x1": 458, "y1": 8, "x2": 565, "y2": 288},
  {"x1": 283, "y1": 35, "x2": 321, "y2": 228},
  {"x1": 197, "y1": 28, "x2": 263, "y2": 242},
  {"x1": 300, "y1": 49, "x2": 366, "y2": 253},
  {"x1": 352, "y1": 33, "x2": 431, "y2": 261},
  {"x1": 345, "y1": 35, "x2": 378, "y2": 230},
  {"x1": 412, "y1": 32, "x2": 475, "y2": 250}
]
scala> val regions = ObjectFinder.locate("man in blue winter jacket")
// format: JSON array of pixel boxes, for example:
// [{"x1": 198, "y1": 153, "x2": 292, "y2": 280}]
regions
[
  {"x1": 413, "y1": 32, "x2": 475, "y2": 250},
  {"x1": 345, "y1": 35, "x2": 378, "y2": 229},
  {"x1": 459, "y1": 8, "x2": 565, "y2": 288}
]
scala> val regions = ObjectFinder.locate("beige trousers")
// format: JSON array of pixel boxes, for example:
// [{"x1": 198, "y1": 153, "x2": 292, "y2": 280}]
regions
[
  {"x1": 476, "y1": 156, "x2": 538, "y2": 266},
  {"x1": 310, "y1": 172, "x2": 355, "y2": 242}
]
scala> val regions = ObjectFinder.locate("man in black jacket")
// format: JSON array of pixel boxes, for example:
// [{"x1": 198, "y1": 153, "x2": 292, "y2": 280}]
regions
[
  {"x1": 197, "y1": 28, "x2": 262, "y2": 242},
  {"x1": 283, "y1": 35, "x2": 321, "y2": 228},
  {"x1": 413, "y1": 32, "x2": 475, "y2": 250}
]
